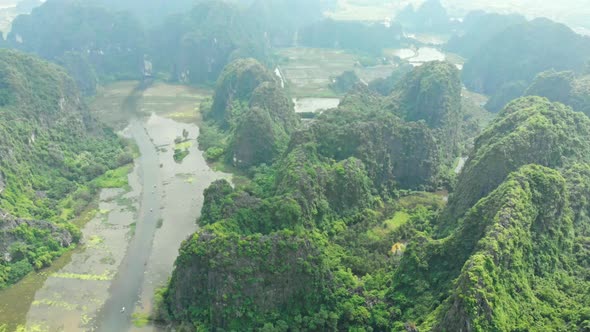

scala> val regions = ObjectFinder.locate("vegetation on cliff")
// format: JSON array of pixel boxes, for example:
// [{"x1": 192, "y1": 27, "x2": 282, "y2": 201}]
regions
[
  {"x1": 461, "y1": 18, "x2": 590, "y2": 95},
  {"x1": 6, "y1": 0, "x2": 146, "y2": 94},
  {"x1": 150, "y1": 1, "x2": 271, "y2": 85},
  {"x1": 199, "y1": 58, "x2": 299, "y2": 169},
  {"x1": 445, "y1": 11, "x2": 526, "y2": 58},
  {"x1": 160, "y1": 60, "x2": 481, "y2": 330},
  {"x1": 299, "y1": 19, "x2": 403, "y2": 55},
  {"x1": 0, "y1": 49, "x2": 129, "y2": 288},
  {"x1": 445, "y1": 96, "x2": 590, "y2": 226},
  {"x1": 524, "y1": 70, "x2": 590, "y2": 116},
  {"x1": 163, "y1": 77, "x2": 590, "y2": 330}
]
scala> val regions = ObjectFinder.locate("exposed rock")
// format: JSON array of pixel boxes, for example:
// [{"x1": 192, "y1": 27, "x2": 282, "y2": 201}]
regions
[
  {"x1": 0, "y1": 171, "x2": 5, "y2": 194},
  {"x1": 164, "y1": 230, "x2": 333, "y2": 329},
  {"x1": 0, "y1": 215, "x2": 74, "y2": 260}
]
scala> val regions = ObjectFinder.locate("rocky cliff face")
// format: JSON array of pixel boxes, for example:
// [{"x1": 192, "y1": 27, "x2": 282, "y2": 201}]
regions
[
  {"x1": 163, "y1": 231, "x2": 334, "y2": 330},
  {"x1": 389, "y1": 97, "x2": 590, "y2": 330},
  {"x1": 388, "y1": 60, "x2": 463, "y2": 162},
  {"x1": 0, "y1": 49, "x2": 126, "y2": 287},
  {"x1": 0, "y1": 172, "x2": 5, "y2": 194},
  {"x1": 444, "y1": 96, "x2": 590, "y2": 227},
  {"x1": 0, "y1": 213, "x2": 74, "y2": 263}
]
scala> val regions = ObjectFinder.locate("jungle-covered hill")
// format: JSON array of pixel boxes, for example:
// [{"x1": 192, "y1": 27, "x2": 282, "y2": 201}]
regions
[
  {"x1": 1, "y1": 0, "x2": 326, "y2": 91},
  {"x1": 461, "y1": 18, "x2": 590, "y2": 95},
  {"x1": 158, "y1": 52, "x2": 590, "y2": 330},
  {"x1": 0, "y1": 49, "x2": 130, "y2": 289}
]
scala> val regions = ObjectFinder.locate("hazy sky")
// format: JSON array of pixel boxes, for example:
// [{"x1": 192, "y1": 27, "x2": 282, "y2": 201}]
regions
[
  {"x1": 332, "y1": 0, "x2": 590, "y2": 31},
  {"x1": 0, "y1": 0, "x2": 590, "y2": 28}
]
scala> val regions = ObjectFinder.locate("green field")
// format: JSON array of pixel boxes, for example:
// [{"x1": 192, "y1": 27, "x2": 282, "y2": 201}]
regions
[
  {"x1": 140, "y1": 83, "x2": 212, "y2": 123},
  {"x1": 277, "y1": 47, "x2": 397, "y2": 97},
  {"x1": 90, "y1": 81, "x2": 213, "y2": 128}
]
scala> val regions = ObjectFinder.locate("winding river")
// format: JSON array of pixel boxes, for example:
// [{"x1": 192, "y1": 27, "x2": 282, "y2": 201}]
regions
[{"x1": 0, "y1": 83, "x2": 230, "y2": 331}]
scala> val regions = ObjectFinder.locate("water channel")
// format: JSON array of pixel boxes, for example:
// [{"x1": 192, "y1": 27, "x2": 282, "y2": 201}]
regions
[{"x1": 0, "y1": 84, "x2": 231, "y2": 331}]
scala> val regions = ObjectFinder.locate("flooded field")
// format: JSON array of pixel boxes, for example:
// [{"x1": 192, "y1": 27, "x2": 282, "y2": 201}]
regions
[
  {"x1": 388, "y1": 47, "x2": 447, "y2": 66},
  {"x1": 278, "y1": 46, "x2": 456, "y2": 98},
  {"x1": 278, "y1": 47, "x2": 396, "y2": 97},
  {"x1": 0, "y1": 82, "x2": 229, "y2": 331}
]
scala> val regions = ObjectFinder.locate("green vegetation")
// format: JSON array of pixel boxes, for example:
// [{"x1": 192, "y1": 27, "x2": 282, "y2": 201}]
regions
[
  {"x1": 247, "y1": 0, "x2": 324, "y2": 47},
  {"x1": 368, "y1": 61, "x2": 413, "y2": 96},
  {"x1": 388, "y1": 61, "x2": 464, "y2": 162},
  {"x1": 299, "y1": 19, "x2": 403, "y2": 55},
  {"x1": 445, "y1": 11, "x2": 526, "y2": 58},
  {"x1": 330, "y1": 70, "x2": 361, "y2": 94},
  {"x1": 92, "y1": 165, "x2": 131, "y2": 189},
  {"x1": 445, "y1": 96, "x2": 590, "y2": 226},
  {"x1": 6, "y1": 0, "x2": 146, "y2": 94},
  {"x1": 484, "y1": 70, "x2": 590, "y2": 114},
  {"x1": 131, "y1": 312, "x2": 150, "y2": 328},
  {"x1": 150, "y1": 1, "x2": 271, "y2": 85},
  {"x1": 86, "y1": 0, "x2": 194, "y2": 27},
  {"x1": 524, "y1": 70, "x2": 590, "y2": 116},
  {"x1": 0, "y1": 49, "x2": 129, "y2": 289},
  {"x1": 394, "y1": 164, "x2": 590, "y2": 330},
  {"x1": 159, "y1": 59, "x2": 489, "y2": 330},
  {"x1": 484, "y1": 80, "x2": 528, "y2": 113},
  {"x1": 462, "y1": 18, "x2": 590, "y2": 95},
  {"x1": 162, "y1": 65, "x2": 590, "y2": 330},
  {"x1": 173, "y1": 149, "x2": 189, "y2": 163},
  {"x1": 200, "y1": 58, "x2": 299, "y2": 170}
]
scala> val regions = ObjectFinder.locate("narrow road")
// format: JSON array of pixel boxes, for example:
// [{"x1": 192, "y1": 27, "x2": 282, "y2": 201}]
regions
[{"x1": 95, "y1": 87, "x2": 162, "y2": 331}]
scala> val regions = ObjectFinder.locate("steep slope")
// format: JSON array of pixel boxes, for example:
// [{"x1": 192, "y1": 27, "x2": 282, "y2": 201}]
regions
[
  {"x1": 162, "y1": 60, "x2": 492, "y2": 331},
  {"x1": 86, "y1": 0, "x2": 194, "y2": 27},
  {"x1": 7, "y1": 0, "x2": 146, "y2": 94},
  {"x1": 389, "y1": 97, "x2": 590, "y2": 330},
  {"x1": 201, "y1": 58, "x2": 299, "y2": 169},
  {"x1": 209, "y1": 58, "x2": 277, "y2": 126},
  {"x1": 462, "y1": 18, "x2": 590, "y2": 95},
  {"x1": 445, "y1": 97, "x2": 590, "y2": 226},
  {"x1": 0, "y1": 49, "x2": 128, "y2": 288},
  {"x1": 387, "y1": 61, "x2": 463, "y2": 162},
  {"x1": 163, "y1": 230, "x2": 337, "y2": 330},
  {"x1": 299, "y1": 19, "x2": 404, "y2": 55},
  {"x1": 150, "y1": 1, "x2": 270, "y2": 85},
  {"x1": 525, "y1": 70, "x2": 590, "y2": 116},
  {"x1": 445, "y1": 12, "x2": 526, "y2": 58},
  {"x1": 247, "y1": 0, "x2": 324, "y2": 46},
  {"x1": 428, "y1": 166, "x2": 582, "y2": 331}
]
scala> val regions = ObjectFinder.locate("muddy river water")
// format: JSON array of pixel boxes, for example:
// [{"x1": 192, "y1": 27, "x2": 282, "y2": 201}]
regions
[{"x1": 0, "y1": 85, "x2": 230, "y2": 331}]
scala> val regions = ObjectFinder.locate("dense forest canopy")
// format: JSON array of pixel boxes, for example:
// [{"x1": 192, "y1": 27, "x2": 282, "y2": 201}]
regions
[
  {"x1": 299, "y1": 19, "x2": 404, "y2": 55},
  {"x1": 85, "y1": 0, "x2": 195, "y2": 26},
  {"x1": 0, "y1": 49, "x2": 129, "y2": 289},
  {"x1": 461, "y1": 18, "x2": 590, "y2": 95},
  {"x1": 445, "y1": 11, "x2": 527, "y2": 58}
]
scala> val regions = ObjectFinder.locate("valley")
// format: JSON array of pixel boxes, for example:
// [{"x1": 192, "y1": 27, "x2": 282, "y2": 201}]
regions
[
  {"x1": 0, "y1": 82, "x2": 231, "y2": 331},
  {"x1": 0, "y1": 0, "x2": 589, "y2": 331}
]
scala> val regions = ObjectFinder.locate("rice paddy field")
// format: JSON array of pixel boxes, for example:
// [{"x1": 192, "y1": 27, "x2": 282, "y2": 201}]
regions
[
  {"x1": 90, "y1": 81, "x2": 212, "y2": 129},
  {"x1": 277, "y1": 47, "x2": 398, "y2": 98},
  {"x1": 139, "y1": 83, "x2": 212, "y2": 123},
  {"x1": 277, "y1": 46, "x2": 459, "y2": 98}
]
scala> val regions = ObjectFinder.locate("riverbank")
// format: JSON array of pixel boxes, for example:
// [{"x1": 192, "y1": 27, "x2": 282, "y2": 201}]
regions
[{"x1": 0, "y1": 82, "x2": 231, "y2": 331}]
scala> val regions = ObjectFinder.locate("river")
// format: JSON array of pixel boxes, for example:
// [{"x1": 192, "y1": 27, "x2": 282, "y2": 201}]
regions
[{"x1": 0, "y1": 83, "x2": 230, "y2": 331}]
